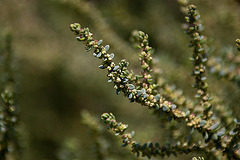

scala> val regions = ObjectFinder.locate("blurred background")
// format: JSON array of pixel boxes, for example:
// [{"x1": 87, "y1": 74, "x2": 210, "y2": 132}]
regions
[{"x1": 0, "y1": 0, "x2": 240, "y2": 159}]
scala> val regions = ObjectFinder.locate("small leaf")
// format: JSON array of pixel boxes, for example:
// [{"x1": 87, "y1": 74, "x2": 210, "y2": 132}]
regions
[
  {"x1": 202, "y1": 58, "x2": 208, "y2": 62},
  {"x1": 168, "y1": 116, "x2": 172, "y2": 122},
  {"x1": 96, "y1": 52, "x2": 102, "y2": 58},
  {"x1": 131, "y1": 131, "x2": 135, "y2": 138},
  {"x1": 110, "y1": 53, "x2": 114, "y2": 59},
  {"x1": 141, "y1": 143, "x2": 147, "y2": 150},
  {"x1": 147, "y1": 154, "x2": 151, "y2": 159},
  {"x1": 195, "y1": 15, "x2": 200, "y2": 20},
  {"x1": 210, "y1": 122, "x2": 220, "y2": 131},
  {"x1": 135, "y1": 142, "x2": 140, "y2": 148},
  {"x1": 155, "y1": 142, "x2": 160, "y2": 148},
  {"x1": 194, "y1": 70, "x2": 200, "y2": 75},
  {"x1": 198, "y1": 48, "x2": 204, "y2": 52},
  {"x1": 171, "y1": 104, "x2": 177, "y2": 109},
  {"x1": 116, "y1": 89, "x2": 120, "y2": 95},
  {"x1": 98, "y1": 39, "x2": 103, "y2": 45},
  {"x1": 195, "y1": 94, "x2": 201, "y2": 98},
  {"x1": 76, "y1": 36, "x2": 83, "y2": 41},
  {"x1": 200, "y1": 120, "x2": 207, "y2": 127},
  {"x1": 189, "y1": 57, "x2": 195, "y2": 61},
  {"x1": 105, "y1": 45, "x2": 110, "y2": 51},
  {"x1": 185, "y1": 110, "x2": 190, "y2": 117},
  {"x1": 217, "y1": 131, "x2": 225, "y2": 137},
  {"x1": 136, "y1": 90, "x2": 143, "y2": 97},
  {"x1": 121, "y1": 143, "x2": 128, "y2": 147},
  {"x1": 113, "y1": 65, "x2": 119, "y2": 71},
  {"x1": 123, "y1": 137, "x2": 129, "y2": 143},
  {"x1": 128, "y1": 93, "x2": 133, "y2": 99},
  {"x1": 154, "y1": 94, "x2": 160, "y2": 101},
  {"x1": 141, "y1": 88, "x2": 146, "y2": 93},
  {"x1": 86, "y1": 47, "x2": 92, "y2": 52},
  {"x1": 204, "y1": 132, "x2": 208, "y2": 140},
  {"x1": 98, "y1": 65, "x2": 105, "y2": 69},
  {"x1": 162, "y1": 105, "x2": 169, "y2": 112},
  {"x1": 136, "y1": 151, "x2": 140, "y2": 157},
  {"x1": 147, "y1": 78, "x2": 153, "y2": 83},
  {"x1": 148, "y1": 142, "x2": 153, "y2": 148},
  {"x1": 212, "y1": 134, "x2": 218, "y2": 140},
  {"x1": 201, "y1": 77, "x2": 207, "y2": 81},
  {"x1": 128, "y1": 84, "x2": 135, "y2": 90},
  {"x1": 190, "y1": 127, "x2": 194, "y2": 134},
  {"x1": 208, "y1": 97, "x2": 214, "y2": 101},
  {"x1": 229, "y1": 131, "x2": 236, "y2": 136},
  {"x1": 234, "y1": 119, "x2": 240, "y2": 124},
  {"x1": 142, "y1": 93, "x2": 147, "y2": 99},
  {"x1": 122, "y1": 78, "x2": 128, "y2": 83}
]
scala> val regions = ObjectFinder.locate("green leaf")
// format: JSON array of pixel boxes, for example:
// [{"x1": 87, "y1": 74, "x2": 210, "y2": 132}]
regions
[
  {"x1": 155, "y1": 142, "x2": 160, "y2": 148},
  {"x1": 147, "y1": 154, "x2": 151, "y2": 159},
  {"x1": 217, "y1": 130, "x2": 225, "y2": 137},
  {"x1": 105, "y1": 45, "x2": 110, "y2": 51},
  {"x1": 131, "y1": 131, "x2": 135, "y2": 138},
  {"x1": 128, "y1": 84, "x2": 135, "y2": 90},
  {"x1": 98, "y1": 39, "x2": 103, "y2": 45},
  {"x1": 234, "y1": 119, "x2": 240, "y2": 124},
  {"x1": 123, "y1": 137, "x2": 129, "y2": 143},
  {"x1": 194, "y1": 70, "x2": 200, "y2": 75},
  {"x1": 200, "y1": 120, "x2": 207, "y2": 127},
  {"x1": 185, "y1": 110, "x2": 190, "y2": 117},
  {"x1": 168, "y1": 116, "x2": 172, "y2": 122},
  {"x1": 190, "y1": 127, "x2": 194, "y2": 134},
  {"x1": 113, "y1": 65, "x2": 119, "y2": 71},
  {"x1": 141, "y1": 143, "x2": 147, "y2": 150},
  {"x1": 136, "y1": 90, "x2": 143, "y2": 97},
  {"x1": 210, "y1": 122, "x2": 220, "y2": 131},
  {"x1": 201, "y1": 77, "x2": 207, "y2": 81},
  {"x1": 148, "y1": 142, "x2": 153, "y2": 148},
  {"x1": 162, "y1": 105, "x2": 169, "y2": 112},
  {"x1": 128, "y1": 93, "x2": 133, "y2": 99},
  {"x1": 229, "y1": 131, "x2": 236, "y2": 136},
  {"x1": 204, "y1": 132, "x2": 208, "y2": 140},
  {"x1": 110, "y1": 53, "x2": 114, "y2": 59},
  {"x1": 171, "y1": 104, "x2": 177, "y2": 109},
  {"x1": 189, "y1": 57, "x2": 195, "y2": 61},
  {"x1": 121, "y1": 143, "x2": 128, "y2": 147},
  {"x1": 195, "y1": 94, "x2": 201, "y2": 98},
  {"x1": 98, "y1": 65, "x2": 105, "y2": 69},
  {"x1": 116, "y1": 89, "x2": 121, "y2": 95},
  {"x1": 141, "y1": 88, "x2": 146, "y2": 93},
  {"x1": 154, "y1": 94, "x2": 160, "y2": 101},
  {"x1": 136, "y1": 151, "x2": 140, "y2": 157},
  {"x1": 202, "y1": 58, "x2": 208, "y2": 62},
  {"x1": 96, "y1": 52, "x2": 102, "y2": 58},
  {"x1": 212, "y1": 134, "x2": 218, "y2": 140},
  {"x1": 198, "y1": 48, "x2": 204, "y2": 52}
]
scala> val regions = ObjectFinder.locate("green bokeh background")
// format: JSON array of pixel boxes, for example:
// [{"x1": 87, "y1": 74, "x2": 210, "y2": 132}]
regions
[{"x1": 0, "y1": 0, "x2": 240, "y2": 159}]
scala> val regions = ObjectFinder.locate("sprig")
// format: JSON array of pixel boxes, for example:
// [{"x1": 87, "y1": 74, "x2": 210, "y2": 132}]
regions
[
  {"x1": 185, "y1": 5, "x2": 213, "y2": 120},
  {"x1": 70, "y1": 18, "x2": 240, "y2": 159},
  {"x1": 101, "y1": 113, "x2": 207, "y2": 159},
  {"x1": 0, "y1": 34, "x2": 19, "y2": 160}
]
